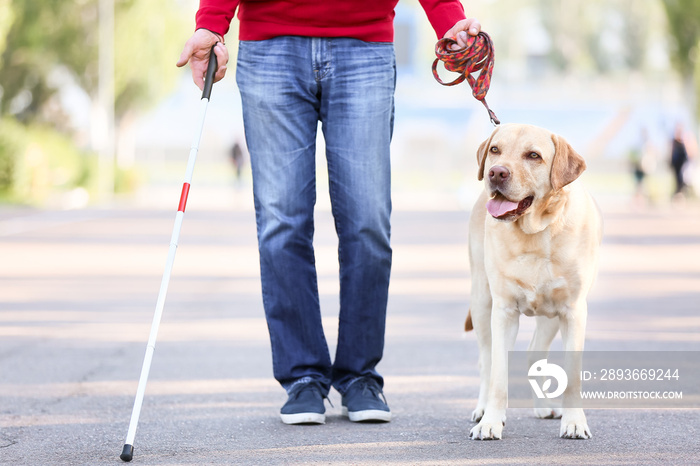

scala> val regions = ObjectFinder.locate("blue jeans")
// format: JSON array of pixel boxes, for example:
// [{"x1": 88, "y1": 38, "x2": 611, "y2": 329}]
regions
[{"x1": 236, "y1": 37, "x2": 396, "y2": 395}]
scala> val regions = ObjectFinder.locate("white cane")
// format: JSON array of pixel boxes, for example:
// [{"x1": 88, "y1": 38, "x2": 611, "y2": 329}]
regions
[{"x1": 120, "y1": 45, "x2": 218, "y2": 463}]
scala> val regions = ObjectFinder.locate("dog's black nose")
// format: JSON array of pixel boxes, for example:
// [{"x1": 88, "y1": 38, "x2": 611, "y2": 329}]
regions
[{"x1": 489, "y1": 165, "x2": 510, "y2": 184}]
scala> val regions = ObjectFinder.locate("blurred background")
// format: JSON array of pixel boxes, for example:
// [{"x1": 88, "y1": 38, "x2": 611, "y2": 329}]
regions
[{"x1": 0, "y1": 0, "x2": 699, "y2": 211}]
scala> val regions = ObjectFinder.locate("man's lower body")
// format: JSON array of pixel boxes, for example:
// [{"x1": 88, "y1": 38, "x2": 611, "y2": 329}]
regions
[
  {"x1": 236, "y1": 36, "x2": 396, "y2": 424},
  {"x1": 672, "y1": 165, "x2": 686, "y2": 196}
]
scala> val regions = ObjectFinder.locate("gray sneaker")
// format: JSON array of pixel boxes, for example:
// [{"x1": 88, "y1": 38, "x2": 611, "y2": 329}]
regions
[
  {"x1": 341, "y1": 377, "x2": 391, "y2": 422},
  {"x1": 280, "y1": 381, "x2": 327, "y2": 425}
]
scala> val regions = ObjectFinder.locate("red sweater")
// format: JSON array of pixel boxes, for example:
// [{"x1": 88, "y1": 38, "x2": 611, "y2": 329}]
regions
[{"x1": 196, "y1": 0, "x2": 466, "y2": 42}]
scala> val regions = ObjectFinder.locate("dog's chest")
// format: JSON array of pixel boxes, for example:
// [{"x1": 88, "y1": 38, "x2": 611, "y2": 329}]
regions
[
  {"x1": 491, "y1": 248, "x2": 573, "y2": 318},
  {"x1": 509, "y1": 260, "x2": 568, "y2": 317}
]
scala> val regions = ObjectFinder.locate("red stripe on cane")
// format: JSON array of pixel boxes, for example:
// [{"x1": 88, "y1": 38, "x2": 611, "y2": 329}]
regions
[{"x1": 178, "y1": 183, "x2": 190, "y2": 212}]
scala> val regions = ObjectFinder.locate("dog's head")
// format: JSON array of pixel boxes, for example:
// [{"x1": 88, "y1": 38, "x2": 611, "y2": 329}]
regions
[{"x1": 476, "y1": 123, "x2": 586, "y2": 222}]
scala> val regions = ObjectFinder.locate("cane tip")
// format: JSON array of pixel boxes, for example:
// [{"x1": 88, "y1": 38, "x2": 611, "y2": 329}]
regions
[{"x1": 120, "y1": 444, "x2": 134, "y2": 462}]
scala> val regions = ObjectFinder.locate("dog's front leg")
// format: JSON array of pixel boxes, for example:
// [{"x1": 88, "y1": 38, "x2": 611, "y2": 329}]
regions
[
  {"x1": 469, "y1": 273, "x2": 493, "y2": 422},
  {"x1": 529, "y1": 316, "x2": 563, "y2": 419},
  {"x1": 471, "y1": 310, "x2": 491, "y2": 422},
  {"x1": 470, "y1": 306, "x2": 519, "y2": 440},
  {"x1": 559, "y1": 303, "x2": 592, "y2": 439}
]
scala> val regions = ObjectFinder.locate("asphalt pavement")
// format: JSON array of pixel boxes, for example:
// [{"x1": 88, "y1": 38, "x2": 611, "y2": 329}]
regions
[{"x1": 1, "y1": 190, "x2": 699, "y2": 465}]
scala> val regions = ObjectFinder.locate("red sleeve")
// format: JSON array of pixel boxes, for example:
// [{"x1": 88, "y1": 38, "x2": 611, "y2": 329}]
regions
[
  {"x1": 418, "y1": 0, "x2": 467, "y2": 38},
  {"x1": 195, "y1": 0, "x2": 240, "y2": 36}
]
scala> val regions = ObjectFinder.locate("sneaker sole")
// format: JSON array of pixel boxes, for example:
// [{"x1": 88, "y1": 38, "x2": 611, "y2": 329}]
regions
[
  {"x1": 342, "y1": 407, "x2": 392, "y2": 423},
  {"x1": 280, "y1": 412, "x2": 326, "y2": 425}
]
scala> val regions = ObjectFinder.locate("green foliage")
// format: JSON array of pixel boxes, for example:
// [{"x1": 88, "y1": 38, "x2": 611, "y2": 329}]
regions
[
  {"x1": 0, "y1": 0, "x2": 13, "y2": 64},
  {"x1": 114, "y1": 0, "x2": 190, "y2": 118},
  {"x1": 0, "y1": 0, "x2": 96, "y2": 121},
  {"x1": 0, "y1": 0, "x2": 190, "y2": 204},
  {"x1": 537, "y1": 0, "x2": 660, "y2": 74},
  {"x1": 0, "y1": 0, "x2": 189, "y2": 123},
  {"x1": 0, "y1": 117, "x2": 96, "y2": 204},
  {"x1": 661, "y1": 0, "x2": 700, "y2": 118},
  {"x1": 0, "y1": 117, "x2": 23, "y2": 195},
  {"x1": 661, "y1": 0, "x2": 700, "y2": 79}
]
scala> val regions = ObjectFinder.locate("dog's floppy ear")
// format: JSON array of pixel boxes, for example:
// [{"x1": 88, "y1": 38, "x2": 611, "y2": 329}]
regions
[
  {"x1": 476, "y1": 130, "x2": 497, "y2": 181},
  {"x1": 550, "y1": 134, "x2": 586, "y2": 191}
]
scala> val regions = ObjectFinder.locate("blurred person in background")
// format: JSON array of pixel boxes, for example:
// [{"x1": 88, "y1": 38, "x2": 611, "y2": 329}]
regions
[
  {"x1": 669, "y1": 122, "x2": 697, "y2": 201},
  {"x1": 229, "y1": 140, "x2": 245, "y2": 182},
  {"x1": 177, "y1": 1, "x2": 482, "y2": 426},
  {"x1": 629, "y1": 127, "x2": 656, "y2": 207}
]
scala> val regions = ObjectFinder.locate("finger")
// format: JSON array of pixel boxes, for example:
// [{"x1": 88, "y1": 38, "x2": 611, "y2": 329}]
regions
[
  {"x1": 455, "y1": 31, "x2": 468, "y2": 48},
  {"x1": 218, "y1": 42, "x2": 230, "y2": 65},
  {"x1": 192, "y1": 63, "x2": 205, "y2": 91},
  {"x1": 467, "y1": 19, "x2": 482, "y2": 36},
  {"x1": 177, "y1": 41, "x2": 194, "y2": 68},
  {"x1": 215, "y1": 42, "x2": 229, "y2": 67},
  {"x1": 212, "y1": 42, "x2": 229, "y2": 83},
  {"x1": 193, "y1": 74, "x2": 205, "y2": 91},
  {"x1": 215, "y1": 66, "x2": 227, "y2": 83}
]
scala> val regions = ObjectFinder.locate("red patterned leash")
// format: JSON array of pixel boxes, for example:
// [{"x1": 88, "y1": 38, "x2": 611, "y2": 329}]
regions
[{"x1": 432, "y1": 31, "x2": 500, "y2": 126}]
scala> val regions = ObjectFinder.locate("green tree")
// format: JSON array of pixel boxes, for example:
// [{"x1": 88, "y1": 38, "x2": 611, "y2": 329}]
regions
[
  {"x1": 0, "y1": 0, "x2": 190, "y2": 202},
  {"x1": 0, "y1": 0, "x2": 93, "y2": 122},
  {"x1": 0, "y1": 0, "x2": 188, "y2": 124},
  {"x1": 113, "y1": 0, "x2": 190, "y2": 119},
  {"x1": 661, "y1": 0, "x2": 700, "y2": 78},
  {"x1": 0, "y1": 0, "x2": 13, "y2": 64},
  {"x1": 661, "y1": 0, "x2": 700, "y2": 118},
  {"x1": 536, "y1": 0, "x2": 658, "y2": 75}
]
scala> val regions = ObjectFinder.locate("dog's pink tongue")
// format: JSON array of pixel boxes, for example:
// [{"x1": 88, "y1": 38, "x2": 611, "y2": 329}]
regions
[{"x1": 486, "y1": 197, "x2": 519, "y2": 218}]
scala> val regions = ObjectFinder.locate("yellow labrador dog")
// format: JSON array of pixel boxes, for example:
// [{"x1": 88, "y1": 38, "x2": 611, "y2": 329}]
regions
[{"x1": 466, "y1": 123, "x2": 602, "y2": 440}]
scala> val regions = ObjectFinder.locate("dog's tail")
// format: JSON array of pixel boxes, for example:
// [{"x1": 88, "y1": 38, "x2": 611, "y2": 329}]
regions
[{"x1": 464, "y1": 309, "x2": 474, "y2": 332}]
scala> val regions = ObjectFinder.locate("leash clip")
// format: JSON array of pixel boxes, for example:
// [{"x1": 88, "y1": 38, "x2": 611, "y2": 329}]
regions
[{"x1": 488, "y1": 108, "x2": 500, "y2": 127}]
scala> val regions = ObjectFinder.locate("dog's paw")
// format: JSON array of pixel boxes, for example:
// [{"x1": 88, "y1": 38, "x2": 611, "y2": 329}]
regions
[
  {"x1": 559, "y1": 412, "x2": 592, "y2": 439},
  {"x1": 471, "y1": 406, "x2": 485, "y2": 422},
  {"x1": 534, "y1": 407, "x2": 562, "y2": 419},
  {"x1": 469, "y1": 415, "x2": 505, "y2": 440}
]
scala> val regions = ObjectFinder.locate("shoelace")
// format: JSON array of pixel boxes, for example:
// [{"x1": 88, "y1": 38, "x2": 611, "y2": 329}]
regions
[
  {"x1": 355, "y1": 378, "x2": 388, "y2": 404},
  {"x1": 432, "y1": 31, "x2": 500, "y2": 126},
  {"x1": 291, "y1": 381, "x2": 333, "y2": 407}
]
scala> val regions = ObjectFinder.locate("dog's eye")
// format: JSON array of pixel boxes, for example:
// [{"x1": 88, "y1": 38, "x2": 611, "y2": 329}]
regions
[
  {"x1": 528, "y1": 152, "x2": 541, "y2": 159},
  {"x1": 490, "y1": 146, "x2": 499, "y2": 154}
]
